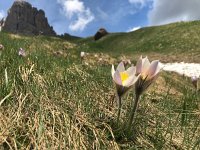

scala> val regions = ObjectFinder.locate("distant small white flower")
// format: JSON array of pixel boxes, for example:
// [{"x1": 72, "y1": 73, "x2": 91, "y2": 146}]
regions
[
  {"x1": 191, "y1": 76, "x2": 198, "y2": 89},
  {"x1": 80, "y1": 51, "x2": 85, "y2": 58},
  {"x1": 112, "y1": 62, "x2": 139, "y2": 97},
  {"x1": 18, "y1": 48, "x2": 26, "y2": 57},
  {"x1": 191, "y1": 76, "x2": 198, "y2": 81},
  {"x1": 135, "y1": 56, "x2": 161, "y2": 94},
  {"x1": 0, "y1": 44, "x2": 4, "y2": 50}
]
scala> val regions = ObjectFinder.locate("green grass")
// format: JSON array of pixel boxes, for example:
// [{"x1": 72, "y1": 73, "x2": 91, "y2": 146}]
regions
[
  {"x1": 78, "y1": 20, "x2": 200, "y2": 63},
  {"x1": 0, "y1": 21, "x2": 200, "y2": 150}
]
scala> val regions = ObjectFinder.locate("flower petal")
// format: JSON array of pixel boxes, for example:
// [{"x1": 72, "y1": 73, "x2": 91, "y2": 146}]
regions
[
  {"x1": 113, "y1": 70, "x2": 122, "y2": 85},
  {"x1": 147, "y1": 60, "x2": 159, "y2": 79},
  {"x1": 136, "y1": 56, "x2": 143, "y2": 74},
  {"x1": 116, "y1": 62, "x2": 125, "y2": 72},
  {"x1": 111, "y1": 64, "x2": 115, "y2": 78},
  {"x1": 142, "y1": 57, "x2": 150, "y2": 72},
  {"x1": 141, "y1": 57, "x2": 150, "y2": 77},
  {"x1": 154, "y1": 62, "x2": 161, "y2": 76},
  {"x1": 125, "y1": 66, "x2": 136, "y2": 76}
]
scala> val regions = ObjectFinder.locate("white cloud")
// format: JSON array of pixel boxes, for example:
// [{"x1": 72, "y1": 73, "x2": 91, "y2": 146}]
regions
[
  {"x1": 129, "y1": 0, "x2": 152, "y2": 8},
  {"x1": 69, "y1": 9, "x2": 94, "y2": 31},
  {"x1": 60, "y1": 0, "x2": 84, "y2": 18},
  {"x1": 57, "y1": 0, "x2": 94, "y2": 31},
  {"x1": 148, "y1": 0, "x2": 200, "y2": 25},
  {"x1": 127, "y1": 26, "x2": 141, "y2": 32},
  {"x1": 0, "y1": 10, "x2": 5, "y2": 20}
]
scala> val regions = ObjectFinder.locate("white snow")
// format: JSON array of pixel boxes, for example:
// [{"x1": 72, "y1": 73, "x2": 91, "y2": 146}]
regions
[{"x1": 160, "y1": 62, "x2": 200, "y2": 78}]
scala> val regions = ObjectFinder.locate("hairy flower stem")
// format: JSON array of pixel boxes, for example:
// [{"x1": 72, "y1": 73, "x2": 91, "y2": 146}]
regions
[
  {"x1": 127, "y1": 93, "x2": 140, "y2": 132},
  {"x1": 117, "y1": 96, "x2": 122, "y2": 125}
]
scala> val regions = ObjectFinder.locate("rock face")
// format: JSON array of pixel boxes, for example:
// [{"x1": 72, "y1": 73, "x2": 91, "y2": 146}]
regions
[
  {"x1": 0, "y1": 18, "x2": 4, "y2": 27},
  {"x1": 2, "y1": 0, "x2": 56, "y2": 36},
  {"x1": 94, "y1": 28, "x2": 108, "y2": 41}
]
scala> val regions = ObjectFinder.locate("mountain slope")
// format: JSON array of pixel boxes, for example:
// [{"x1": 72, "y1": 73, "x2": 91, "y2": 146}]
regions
[{"x1": 78, "y1": 21, "x2": 200, "y2": 62}]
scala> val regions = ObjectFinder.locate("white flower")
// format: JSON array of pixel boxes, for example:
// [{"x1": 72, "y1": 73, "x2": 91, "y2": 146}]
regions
[
  {"x1": 18, "y1": 48, "x2": 26, "y2": 57},
  {"x1": 191, "y1": 76, "x2": 198, "y2": 89},
  {"x1": 80, "y1": 51, "x2": 85, "y2": 58},
  {"x1": 191, "y1": 76, "x2": 198, "y2": 81},
  {"x1": 136, "y1": 56, "x2": 160, "y2": 79},
  {"x1": 135, "y1": 56, "x2": 161, "y2": 94},
  {"x1": 112, "y1": 62, "x2": 140, "y2": 97},
  {"x1": 0, "y1": 44, "x2": 4, "y2": 50}
]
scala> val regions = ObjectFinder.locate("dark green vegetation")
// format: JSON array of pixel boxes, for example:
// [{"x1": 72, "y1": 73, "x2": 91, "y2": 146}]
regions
[{"x1": 0, "y1": 21, "x2": 200, "y2": 149}]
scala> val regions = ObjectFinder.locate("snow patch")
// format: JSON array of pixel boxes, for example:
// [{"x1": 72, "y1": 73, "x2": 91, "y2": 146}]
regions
[{"x1": 160, "y1": 62, "x2": 200, "y2": 78}]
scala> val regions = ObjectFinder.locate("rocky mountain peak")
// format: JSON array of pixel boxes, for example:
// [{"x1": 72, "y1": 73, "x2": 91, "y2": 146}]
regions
[{"x1": 2, "y1": 0, "x2": 56, "y2": 36}]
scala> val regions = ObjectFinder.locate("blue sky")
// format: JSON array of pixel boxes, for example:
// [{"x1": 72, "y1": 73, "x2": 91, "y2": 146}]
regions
[{"x1": 1, "y1": 0, "x2": 200, "y2": 37}]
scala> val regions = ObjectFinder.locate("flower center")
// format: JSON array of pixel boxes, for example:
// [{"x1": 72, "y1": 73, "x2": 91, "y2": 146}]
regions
[
  {"x1": 141, "y1": 74, "x2": 147, "y2": 80},
  {"x1": 120, "y1": 72, "x2": 129, "y2": 84}
]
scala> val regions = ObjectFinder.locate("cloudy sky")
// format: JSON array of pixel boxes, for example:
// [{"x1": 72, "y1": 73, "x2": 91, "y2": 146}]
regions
[{"x1": 0, "y1": 0, "x2": 200, "y2": 37}]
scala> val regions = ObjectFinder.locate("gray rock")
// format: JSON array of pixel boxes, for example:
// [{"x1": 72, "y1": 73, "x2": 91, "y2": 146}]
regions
[
  {"x1": 94, "y1": 28, "x2": 108, "y2": 41},
  {"x1": 2, "y1": 0, "x2": 56, "y2": 36}
]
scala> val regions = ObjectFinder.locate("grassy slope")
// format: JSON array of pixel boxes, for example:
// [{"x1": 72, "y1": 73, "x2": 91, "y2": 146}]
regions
[
  {"x1": 0, "y1": 20, "x2": 200, "y2": 150},
  {"x1": 78, "y1": 20, "x2": 200, "y2": 63}
]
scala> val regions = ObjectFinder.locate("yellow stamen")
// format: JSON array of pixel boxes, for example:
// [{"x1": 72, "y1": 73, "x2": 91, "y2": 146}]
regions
[
  {"x1": 120, "y1": 72, "x2": 129, "y2": 84},
  {"x1": 141, "y1": 72, "x2": 148, "y2": 80},
  {"x1": 141, "y1": 75, "x2": 147, "y2": 80}
]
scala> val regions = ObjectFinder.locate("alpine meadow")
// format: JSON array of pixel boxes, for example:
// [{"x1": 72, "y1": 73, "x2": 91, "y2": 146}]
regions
[{"x1": 0, "y1": 20, "x2": 200, "y2": 149}]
